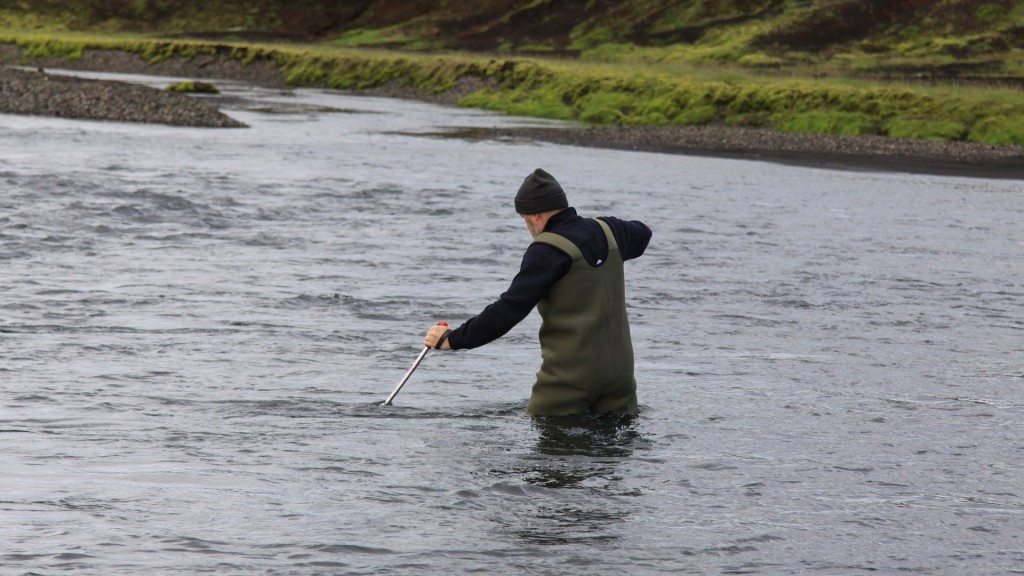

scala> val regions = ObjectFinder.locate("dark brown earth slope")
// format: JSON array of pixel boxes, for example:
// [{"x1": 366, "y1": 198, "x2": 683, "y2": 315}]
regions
[{"x1": 15, "y1": 0, "x2": 1024, "y2": 64}]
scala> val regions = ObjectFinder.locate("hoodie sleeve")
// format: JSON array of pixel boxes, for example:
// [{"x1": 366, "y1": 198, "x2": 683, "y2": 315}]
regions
[
  {"x1": 446, "y1": 243, "x2": 572, "y2": 350},
  {"x1": 597, "y1": 216, "x2": 652, "y2": 261}
]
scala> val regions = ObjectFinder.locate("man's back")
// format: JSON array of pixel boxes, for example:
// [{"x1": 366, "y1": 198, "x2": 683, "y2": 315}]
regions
[{"x1": 527, "y1": 219, "x2": 643, "y2": 416}]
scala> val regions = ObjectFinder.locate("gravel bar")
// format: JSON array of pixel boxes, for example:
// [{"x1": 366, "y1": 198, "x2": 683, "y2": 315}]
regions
[
  {"x1": 474, "y1": 125, "x2": 1024, "y2": 180},
  {"x1": 0, "y1": 66, "x2": 245, "y2": 128}
]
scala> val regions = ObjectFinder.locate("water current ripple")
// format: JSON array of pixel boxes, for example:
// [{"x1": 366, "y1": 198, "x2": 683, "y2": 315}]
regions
[{"x1": 1, "y1": 71, "x2": 1023, "y2": 575}]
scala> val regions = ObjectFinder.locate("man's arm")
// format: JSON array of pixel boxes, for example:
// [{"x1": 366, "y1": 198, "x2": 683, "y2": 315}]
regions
[
  {"x1": 598, "y1": 216, "x2": 652, "y2": 261},
  {"x1": 441, "y1": 244, "x2": 571, "y2": 350}
]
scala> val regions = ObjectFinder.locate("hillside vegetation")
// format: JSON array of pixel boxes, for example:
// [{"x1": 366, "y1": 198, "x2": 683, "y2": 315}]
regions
[{"x1": 3, "y1": 0, "x2": 1024, "y2": 144}]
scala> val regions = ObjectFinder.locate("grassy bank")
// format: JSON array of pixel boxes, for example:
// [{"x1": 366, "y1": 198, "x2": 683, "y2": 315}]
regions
[{"x1": 3, "y1": 29, "x2": 1024, "y2": 146}]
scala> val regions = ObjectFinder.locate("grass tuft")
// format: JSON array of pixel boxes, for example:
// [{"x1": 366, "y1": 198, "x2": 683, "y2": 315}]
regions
[{"x1": 166, "y1": 80, "x2": 220, "y2": 94}]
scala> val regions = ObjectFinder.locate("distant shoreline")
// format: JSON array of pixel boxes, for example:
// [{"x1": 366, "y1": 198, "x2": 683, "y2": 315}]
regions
[
  {"x1": 3, "y1": 45, "x2": 1023, "y2": 179},
  {"x1": 448, "y1": 125, "x2": 1024, "y2": 181}
]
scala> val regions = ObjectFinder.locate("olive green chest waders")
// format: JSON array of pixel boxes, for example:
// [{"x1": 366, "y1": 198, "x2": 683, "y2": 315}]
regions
[{"x1": 526, "y1": 219, "x2": 638, "y2": 416}]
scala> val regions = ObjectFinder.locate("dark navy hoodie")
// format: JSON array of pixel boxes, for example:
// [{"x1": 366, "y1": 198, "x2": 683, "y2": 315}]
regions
[{"x1": 447, "y1": 207, "x2": 651, "y2": 350}]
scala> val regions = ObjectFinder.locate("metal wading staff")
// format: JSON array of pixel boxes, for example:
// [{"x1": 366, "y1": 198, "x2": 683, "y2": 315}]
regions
[{"x1": 382, "y1": 321, "x2": 447, "y2": 406}]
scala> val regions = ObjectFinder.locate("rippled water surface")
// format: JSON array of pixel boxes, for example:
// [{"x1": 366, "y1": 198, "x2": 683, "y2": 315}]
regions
[{"x1": 2, "y1": 71, "x2": 1023, "y2": 575}]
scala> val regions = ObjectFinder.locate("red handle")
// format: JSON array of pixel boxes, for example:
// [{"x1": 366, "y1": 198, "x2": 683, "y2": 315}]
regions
[{"x1": 439, "y1": 321, "x2": 448, "y2": 327}]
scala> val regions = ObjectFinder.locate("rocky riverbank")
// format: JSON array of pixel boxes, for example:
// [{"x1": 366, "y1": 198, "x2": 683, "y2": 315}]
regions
[
  {"x1": 460, "y1": 125, "x2": 1024, "y2": 180},
  {"x1": 0, "y1": 66, "x2": 246, "y2": 128},
  {"x1": 2, "y1": 45, "x2": 1023, "y2": 178}
]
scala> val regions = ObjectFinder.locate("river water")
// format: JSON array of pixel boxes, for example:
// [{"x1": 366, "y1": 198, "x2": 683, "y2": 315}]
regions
[{"x1": 1, "y1": 70, "x2": 1022, "y2": 575}]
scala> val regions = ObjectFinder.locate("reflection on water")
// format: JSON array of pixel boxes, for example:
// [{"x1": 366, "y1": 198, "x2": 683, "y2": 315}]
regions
[
  {"x1": 529, "y1": 414, "x2": 643, "y2": 487},
  {"x1": 533, "y1": 415, "x2": 642, "y2": 459},
  {"x1": 492, "y1": 416, "x2": 646, "y2": 547}
]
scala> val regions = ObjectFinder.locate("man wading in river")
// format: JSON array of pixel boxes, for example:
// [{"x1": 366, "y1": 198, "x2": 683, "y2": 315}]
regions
[{"x1": 423, "y1": 168, "x2": 652, "y2": 416}]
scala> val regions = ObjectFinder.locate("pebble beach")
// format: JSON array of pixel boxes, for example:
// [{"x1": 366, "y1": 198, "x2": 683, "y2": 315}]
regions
[
  {"x1": 0, "y1": 66, "x2": 245, "y2": 128},
  {"x1": 2, "y1": 45, "x2": 1022, "y2": 178}
]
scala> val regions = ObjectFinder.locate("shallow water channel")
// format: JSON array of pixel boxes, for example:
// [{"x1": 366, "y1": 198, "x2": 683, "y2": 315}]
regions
[{"x1": 2, "y1": 70, "x2": 1023, "y2": 575}]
